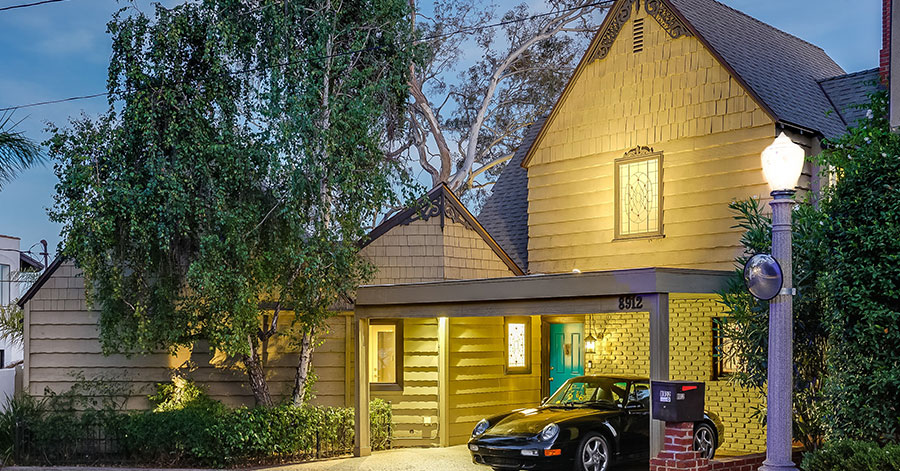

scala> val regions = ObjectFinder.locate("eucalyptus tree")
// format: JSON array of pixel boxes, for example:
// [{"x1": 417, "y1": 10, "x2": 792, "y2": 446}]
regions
[
  {"x1": 50, "y1": 0, "x2": 413, "y2": 406},
  {"x1": 401, "y1": 0, "x2": 606, "y2": 209}
]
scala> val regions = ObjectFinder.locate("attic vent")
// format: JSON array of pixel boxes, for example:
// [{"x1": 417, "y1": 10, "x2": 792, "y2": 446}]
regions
[{"x1": 633, "y1": 18, "x2": 645, "y2": 53}]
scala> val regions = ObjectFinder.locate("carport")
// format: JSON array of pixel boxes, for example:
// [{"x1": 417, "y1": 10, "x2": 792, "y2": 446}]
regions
[{"x1": 352, "y1": 267, "x2": 731, "y2": 457}]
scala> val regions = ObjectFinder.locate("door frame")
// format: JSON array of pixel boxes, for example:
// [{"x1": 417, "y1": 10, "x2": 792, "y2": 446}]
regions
[{"x1": 540, "y1": 315, "x2": 587, "y2": 399}]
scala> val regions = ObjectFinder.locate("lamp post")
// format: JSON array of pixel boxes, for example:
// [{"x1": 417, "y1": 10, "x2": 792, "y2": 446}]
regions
[{"x1": 759, "y1": 133, "x2": 805, "y2": 471}]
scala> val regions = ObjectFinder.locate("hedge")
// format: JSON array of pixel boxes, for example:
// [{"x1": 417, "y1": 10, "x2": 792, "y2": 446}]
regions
[
  {"x1": 1, "y1": 392, "x2": 393, "y2": 468},
  {"x1": 801, "y1": 440, "x2": 900, "y2": 471}
]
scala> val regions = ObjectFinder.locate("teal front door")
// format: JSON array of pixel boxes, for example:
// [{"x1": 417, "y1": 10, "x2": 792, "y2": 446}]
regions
[{"x1": 549, "y1": 323, "x2": 584, "y2": 395}]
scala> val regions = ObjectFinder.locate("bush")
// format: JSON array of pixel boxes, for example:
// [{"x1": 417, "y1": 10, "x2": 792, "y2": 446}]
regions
[
  {"x1": 1, "y1": 389, "x2": 393, "y2": 467},
  {"x1": 816, "y1": 91, "x2": 900, "y2": 441},
  {"x1": 801, "y1": 440, "x2": 900, "y2": 471}
]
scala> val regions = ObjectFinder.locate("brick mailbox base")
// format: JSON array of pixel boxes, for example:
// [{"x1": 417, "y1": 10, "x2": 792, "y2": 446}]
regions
[{"x1": 650, "y1": 422, "x2": 710, "y2": 471}]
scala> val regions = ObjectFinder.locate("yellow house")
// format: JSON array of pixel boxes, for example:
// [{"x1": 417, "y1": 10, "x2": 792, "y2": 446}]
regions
[{"x1": 17, "y1": 0, "x2": 880, "y2": 460}]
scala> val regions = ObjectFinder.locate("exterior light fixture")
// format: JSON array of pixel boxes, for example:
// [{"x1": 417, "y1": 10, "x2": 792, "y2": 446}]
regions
[
  {"x1": 758, "y1": 132, "x2": 804, "y2": 471},
  {"x1": 584, "y1": 333, "x2": 596, "y2": 354},
  {"x1": 761, "y1": 133, "x2": 805, "y2": 192}
]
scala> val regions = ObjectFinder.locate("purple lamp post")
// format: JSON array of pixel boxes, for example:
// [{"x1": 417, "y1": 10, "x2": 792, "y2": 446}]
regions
[{"x1": 758, "y1": 133, "x2": 805, "y2": 471}]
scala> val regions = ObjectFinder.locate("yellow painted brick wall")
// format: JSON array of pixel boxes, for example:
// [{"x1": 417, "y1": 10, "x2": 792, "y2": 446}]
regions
[
  {"x1": 584, "y1": 312, "x2": 650, "y2": 377},
  {"x1": 526, "y1": 4, "x2": 778, "y2": 274},
  {"x1": 669, "y1": 293, "x2": 765, "y2": 454}
]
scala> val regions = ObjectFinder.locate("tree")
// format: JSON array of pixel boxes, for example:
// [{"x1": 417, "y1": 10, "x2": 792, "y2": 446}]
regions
[
  {"x1": 0, "y1": 114, "x2": 43, "y2": 190},
  {"x1": 815, "y1": 91, "x2": 900, "y2": 442},
  {"x1": 49, "y1": 0, "x2": 412, "y2": 406},
  {"x1": 400, "y1": 0, "x2": 606, "y2": 209},
  {"x1": 718, "y1": 197, "x2": 829, "y2": 451}
]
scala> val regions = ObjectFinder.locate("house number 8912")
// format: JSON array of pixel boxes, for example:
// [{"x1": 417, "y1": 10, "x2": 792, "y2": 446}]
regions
[{"x1": 618, "y1": 295, "x2": 643, "y2": 310}]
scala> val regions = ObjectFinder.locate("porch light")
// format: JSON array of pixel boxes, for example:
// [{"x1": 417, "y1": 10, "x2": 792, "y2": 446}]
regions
[
  {"x1": 761, "y1": 133, "x2": 805, "y2": 191},
  {"x1": 584, "y1": 333, "x2": 597, "y2": 354}
]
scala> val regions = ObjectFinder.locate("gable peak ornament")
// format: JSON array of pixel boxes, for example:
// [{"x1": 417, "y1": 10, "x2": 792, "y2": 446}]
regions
[{"x1": 588, "y1": 0, "x2": 691, "y2": 63}]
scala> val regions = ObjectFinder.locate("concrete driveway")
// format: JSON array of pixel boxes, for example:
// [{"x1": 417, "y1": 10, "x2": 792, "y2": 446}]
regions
[{"x1": 265, "y1": 445, "x2": 649, "y2": 471}]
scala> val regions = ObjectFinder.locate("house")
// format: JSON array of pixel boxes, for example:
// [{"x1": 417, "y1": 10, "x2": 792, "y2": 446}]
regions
[
  {"x1": 0, "y1": 234, "x2": 43, "y2": 368},
  {"x1": 18, "y1": 0, "x2": 882, "y2": 459}
]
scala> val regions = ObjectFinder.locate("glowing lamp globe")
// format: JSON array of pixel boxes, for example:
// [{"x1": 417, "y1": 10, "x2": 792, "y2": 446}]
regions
[
  {"x1": 761, "y1": 133, "x2": 805, "y2": 192},
  {"x1": 584, "y1": 333, "x2": 596, "y2": 354}
]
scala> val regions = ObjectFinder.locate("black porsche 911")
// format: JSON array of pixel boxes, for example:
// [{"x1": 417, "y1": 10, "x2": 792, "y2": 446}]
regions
[{"x1": 467, "y1": 375, "x2": 724, "y2": 471}]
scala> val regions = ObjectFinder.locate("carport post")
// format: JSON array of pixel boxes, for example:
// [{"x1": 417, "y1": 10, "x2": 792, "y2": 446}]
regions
[
  {"x1": 648, "y1": 293, "x2": 669, "y2": 457},
  {"x1": 354, "y1": 317, "x2": 371, "y2": 457}
]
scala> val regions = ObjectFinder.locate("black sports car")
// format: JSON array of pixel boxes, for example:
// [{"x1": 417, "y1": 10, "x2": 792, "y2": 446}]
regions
[{"x1": 467, "y1": 375, "x2": 724, "y2": 471}]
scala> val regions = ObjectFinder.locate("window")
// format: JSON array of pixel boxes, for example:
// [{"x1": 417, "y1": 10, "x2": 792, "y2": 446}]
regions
[
  {"x1": 0, "y1": 350, "x2": 4, "y2": 368},
  {"x1": 615, "y1": 148, "x2": 664, "y2": 239},
  {"x1": 712, "y1": 317, "x2": 737, "y2": 380},
  {"x1": 504, "y1": 317, "x2": 532, "y2": 374},
  {"x1": 0, "y1": 264, "x2": 9, "y2": 305},
  {"x1": 368, "y1": 320, "x2": 403, "y2": 390}
]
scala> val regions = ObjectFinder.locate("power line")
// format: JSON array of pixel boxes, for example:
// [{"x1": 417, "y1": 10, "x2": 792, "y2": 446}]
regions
[
  {"x1": 0, "y1": 0, "x2": 612, "y2": 112},
  {"x1": 0, "y1": 0, "x2": 67, "y2": 13}
]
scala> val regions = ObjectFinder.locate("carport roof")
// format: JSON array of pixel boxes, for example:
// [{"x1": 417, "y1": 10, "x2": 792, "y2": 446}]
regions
[{"x1": 355, "y1": 267, "x2": 731, "y2": 318}]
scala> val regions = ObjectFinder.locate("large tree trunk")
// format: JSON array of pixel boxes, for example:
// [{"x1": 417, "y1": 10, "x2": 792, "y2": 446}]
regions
[
  {"x1": 243, "y1": 343, "x2": 273, "y2": 407},
  {"x1": 291, "y1": 328, "x2": 314, "y2": 406}
]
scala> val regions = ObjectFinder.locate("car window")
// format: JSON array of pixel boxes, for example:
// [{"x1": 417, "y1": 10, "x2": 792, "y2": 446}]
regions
[
  {"x1": 628, "y1": 382, "x2": 651, "y2": 408},
  {"x1": 547, "y1": 378, "x2": 629, "y2": 406}
]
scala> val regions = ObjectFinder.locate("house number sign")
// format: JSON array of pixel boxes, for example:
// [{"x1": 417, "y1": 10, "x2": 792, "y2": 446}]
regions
[{"x1": 618, "y1": 295, "x2": 644, "y2": 310}]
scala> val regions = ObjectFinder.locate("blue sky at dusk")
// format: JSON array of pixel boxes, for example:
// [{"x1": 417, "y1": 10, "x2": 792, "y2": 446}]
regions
[{"x1": 0, "y1": 0, "x2": 882, "y2": 257}]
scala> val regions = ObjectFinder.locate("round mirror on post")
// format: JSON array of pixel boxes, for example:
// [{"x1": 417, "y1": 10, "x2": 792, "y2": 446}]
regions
[{"x1": 743, "y1": 253, "x2": 784, "y2": 301}]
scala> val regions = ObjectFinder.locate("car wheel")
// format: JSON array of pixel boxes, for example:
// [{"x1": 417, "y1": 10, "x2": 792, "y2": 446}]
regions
[
  {"x1": 693, "y1": 422, "x2": 717, "y2": 460},
  {"x1": 576, "y1": 432, "x2": 611, "y2": 471}
]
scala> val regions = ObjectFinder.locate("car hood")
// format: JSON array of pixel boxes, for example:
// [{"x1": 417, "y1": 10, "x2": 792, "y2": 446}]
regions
[{"x1": 486, "y1": 406, "x2": 617, "y2": 436}]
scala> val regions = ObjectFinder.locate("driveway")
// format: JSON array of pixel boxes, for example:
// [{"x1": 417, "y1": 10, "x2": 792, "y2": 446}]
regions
[{"x1": 265, "y1": 445, "x2": 648, "y2": 471}]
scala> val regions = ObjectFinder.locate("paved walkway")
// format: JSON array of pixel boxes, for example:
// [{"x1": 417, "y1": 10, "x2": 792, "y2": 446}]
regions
[
  {"x1": 262, "y1": 446, "x2": 483, "y2": 471},
  {"x1": 6, "y1": 445, "x2": 649, "y2": 471}
]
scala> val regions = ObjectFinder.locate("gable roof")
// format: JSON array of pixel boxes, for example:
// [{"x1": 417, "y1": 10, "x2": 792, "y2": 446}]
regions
[
  {"x1": 18, "y1": 256, "x2": 63, "y2": 308},
  {"x1": 668, "y1": 0, "x2": 847, "y2": 138},
  {"x1": 522, "y1": 0, "x2": 849, "y2": 168},
  {"x1": 362, "y1": 183, "x2": 525, "y2": 276},
  {"x1": 478, "y1": 118, "x2": 545, "y2": 273},
  {"x1": 819, "y1": 68, "x2": 883, "y2": 128}
]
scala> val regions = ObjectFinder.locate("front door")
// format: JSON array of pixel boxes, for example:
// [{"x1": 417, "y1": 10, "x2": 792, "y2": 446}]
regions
[{"x1": 549, "y1": 323, "x2": 584, "y2": 395}]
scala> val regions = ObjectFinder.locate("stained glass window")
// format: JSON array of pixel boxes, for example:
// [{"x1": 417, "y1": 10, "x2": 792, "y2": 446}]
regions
[
  {"x1": 616, "y1": 151, "x2": 663, "y2": 238},
  {"x1": 505, "y1": 317, "x2": 531, "y2": 374},
  {"x1": 508, "y1": 323, "x2": 526, "y2": 368}
]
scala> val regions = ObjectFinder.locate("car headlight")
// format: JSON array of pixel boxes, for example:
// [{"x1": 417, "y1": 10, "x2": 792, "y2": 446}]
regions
[
  {"x1": 472, "y1": 418, "x2": 490, "y2": 437},
  {"x1": 540, "y1": 423, "x2": 559, "y2": 441}
]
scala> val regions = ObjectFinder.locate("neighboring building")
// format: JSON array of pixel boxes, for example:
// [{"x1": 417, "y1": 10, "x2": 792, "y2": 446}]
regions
[
  {"x1": 0, "y1": 235, "x2": 42, "y2": 368},
  {"x1": 18, "y1": 0, "x2": 882, "y2": 458}
]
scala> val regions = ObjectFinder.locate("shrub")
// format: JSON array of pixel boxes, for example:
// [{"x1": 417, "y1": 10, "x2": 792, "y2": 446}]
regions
[{"x1": 801, "y1": 440, "x2": 900, "y2": 471}]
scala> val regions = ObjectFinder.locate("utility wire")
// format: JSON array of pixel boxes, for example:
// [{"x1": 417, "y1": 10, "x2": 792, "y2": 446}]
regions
[
  {"x1": 0, "y1": 0, "x2": 66, "y2": 12},
  {"x1": 0, "y1": 0, "x2": 613, "y2": 112}
]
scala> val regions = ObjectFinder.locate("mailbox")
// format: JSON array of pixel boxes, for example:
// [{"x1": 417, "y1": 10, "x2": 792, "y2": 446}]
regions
[{"x1": 651, "y1": 380, "x2": 705, "y2": 422}]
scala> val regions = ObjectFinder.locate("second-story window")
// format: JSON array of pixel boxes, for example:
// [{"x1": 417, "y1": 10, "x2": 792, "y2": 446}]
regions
[
  {"x1": 615, "y1": 147, "x2": 663, "y2": 239},
  {"x1": 0, "y1": 264, "x2": 9, "y2": 305}
]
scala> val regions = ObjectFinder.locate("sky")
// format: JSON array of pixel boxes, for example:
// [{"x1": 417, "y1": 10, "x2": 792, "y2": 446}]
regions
[{"x1": 0, "y1": 0, "x2": 883, "y2": 258}]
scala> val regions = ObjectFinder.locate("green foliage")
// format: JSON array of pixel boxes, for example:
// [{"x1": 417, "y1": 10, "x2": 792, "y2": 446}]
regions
[
  {"x1": 0, "y1": 113, "x2": 43, "y2": 189},
  {"x1": 0, "y1": 304, "x2": 24, "y2": 350},
  {"x1": 1, "y1": 387, "x2": 392, "y2": 467},
  {"x1": 801, "y1": 440, "x2": 900, "y2": 471},
  {"x1": 148, "y1": 378, "x2": 223, "y2": 413},
  {"x1": 370, "y1": 398, "x2": 393, "y2": 450},
  {"x1": 717, "y1": 197, "x2": 829, "y2": 450},
  {"x1": 814, "y1": 91, "x2": 900, "y2": 442},
  {"x1": 49, "y1": 0, "x2": 417, "y2": 405}
]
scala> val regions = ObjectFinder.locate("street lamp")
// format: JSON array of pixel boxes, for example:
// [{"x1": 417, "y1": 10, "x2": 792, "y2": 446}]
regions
[{"x1": 759, "y1": 132, "x2": 804, "y2": 471}]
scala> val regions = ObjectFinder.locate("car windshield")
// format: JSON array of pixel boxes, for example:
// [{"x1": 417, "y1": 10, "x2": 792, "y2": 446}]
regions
[{"x1": 545, "y1": 378, "x2": 629, "y2": 407}]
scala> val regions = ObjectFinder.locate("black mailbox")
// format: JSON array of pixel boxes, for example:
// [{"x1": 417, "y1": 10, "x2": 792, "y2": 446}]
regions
[{"x1": 651, "y1": 380, "x2": 705, "y2": 422}]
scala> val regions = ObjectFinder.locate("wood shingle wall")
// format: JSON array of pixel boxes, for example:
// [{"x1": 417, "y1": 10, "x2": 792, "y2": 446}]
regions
[{"x1": 525, "y1": 5, "x2": 782, "y2": 273}]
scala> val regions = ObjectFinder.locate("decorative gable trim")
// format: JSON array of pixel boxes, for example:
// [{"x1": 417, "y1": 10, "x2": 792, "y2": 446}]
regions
[
  {"x1": 645, "y1": 0, "x2": 691, "y2": 39},
  {"x1": 521, "y1": 0, "x2": 777, "y2": 168},
  {"x1": 588, "y1": 0, "x2": 691, "y2": 63},
  {"x1": 361, "y1": 184, "x2": 525, "y2": 276}
]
